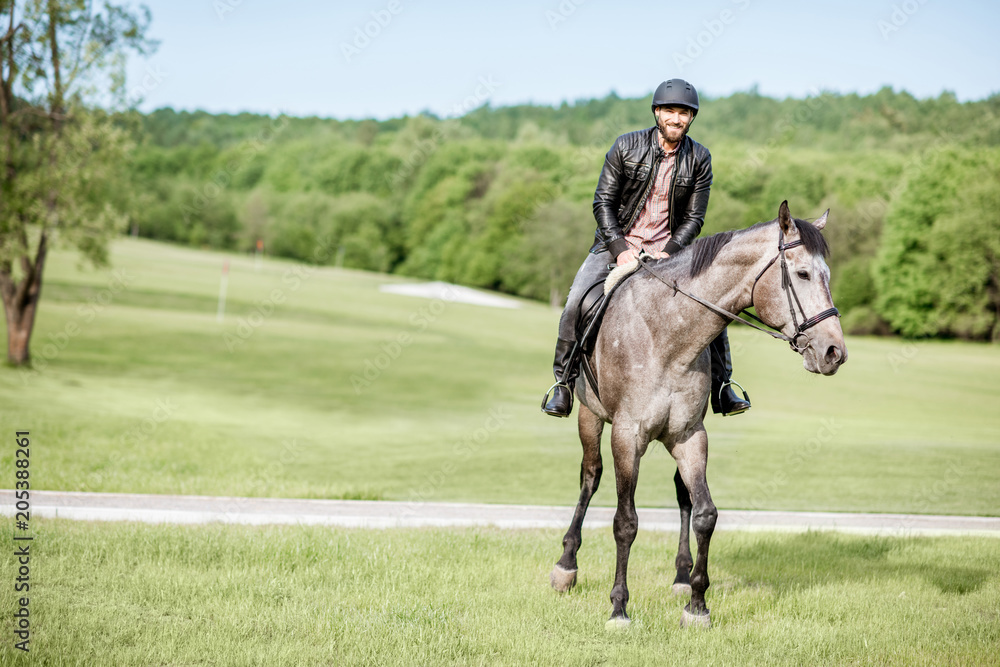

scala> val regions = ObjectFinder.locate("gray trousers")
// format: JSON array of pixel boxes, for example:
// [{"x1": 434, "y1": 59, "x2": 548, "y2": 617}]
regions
[{"x1": 557, "y1": 250, "x2": 615, "y2": 343}]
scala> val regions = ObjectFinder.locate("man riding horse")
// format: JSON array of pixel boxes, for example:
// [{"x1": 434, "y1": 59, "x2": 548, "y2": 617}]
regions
[{"x1": 542, "y1": 78, "x2": 751, "y2": 418}]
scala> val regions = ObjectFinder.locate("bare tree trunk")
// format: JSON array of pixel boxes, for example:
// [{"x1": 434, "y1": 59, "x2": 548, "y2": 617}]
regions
[
  {"x1": 5, "y1": 305, "x2": 36, "y2": 365},
  {"x1": 1, "y1": 234, "x2": 47, "y2": 366}
]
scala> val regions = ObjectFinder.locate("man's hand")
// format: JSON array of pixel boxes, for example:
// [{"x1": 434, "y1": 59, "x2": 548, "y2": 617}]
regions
[
  {"x1": 620, "y1": 248, "x2": 669, "y2": 266},
  {"x1": 616, "y1": 248, "x2": 637, "y2": 267}
]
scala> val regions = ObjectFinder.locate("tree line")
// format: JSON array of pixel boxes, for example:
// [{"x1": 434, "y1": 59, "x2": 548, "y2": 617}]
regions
[{"x1": 126, "y1": 88, "x2": 1000, "y2": 341}]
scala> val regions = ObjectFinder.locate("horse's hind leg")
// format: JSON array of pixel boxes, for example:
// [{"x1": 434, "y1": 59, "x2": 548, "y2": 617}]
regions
[
  {"x1": 551, "y1": 403, "x2": 604, "y2": 592},
  {"x1": 671, "y1": 468, "x2": 694, "y2": 596},
  {"x1": 671, "y1": 426, "x2": 717, "y2": 628}
]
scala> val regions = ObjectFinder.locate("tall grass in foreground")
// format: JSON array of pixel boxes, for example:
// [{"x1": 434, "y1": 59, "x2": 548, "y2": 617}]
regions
[{"x1": 1, "y1": 519, "x2": 998, "y2": 666}]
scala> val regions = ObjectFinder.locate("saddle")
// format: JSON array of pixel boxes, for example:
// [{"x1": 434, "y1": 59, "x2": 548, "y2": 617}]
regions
[{"x1": 573, "y1": 260, "x2": 641, "y2": 399}]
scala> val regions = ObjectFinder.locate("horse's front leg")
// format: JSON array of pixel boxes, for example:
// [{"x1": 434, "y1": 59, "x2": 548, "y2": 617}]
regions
[
  {"x1": 607, "y1": 419, "x2": 644, "y2": 628},
  {"x1": 671, "y1": 468, "x2": 694, "y2": 595},
  {"x1": 671, "y1": 426, "x2": 717, "y2": 628},
  {"x1": 551, "y1": 403, "x2": 604, "y2": 592}
]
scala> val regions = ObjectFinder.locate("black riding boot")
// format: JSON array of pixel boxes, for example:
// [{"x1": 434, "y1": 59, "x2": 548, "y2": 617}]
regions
[
  {"x1": 541, "y1": 337, "x2": 578, "y2": 417},
  {"x1": 709, "y1": 330, "x2": 751, "y2": 416}
]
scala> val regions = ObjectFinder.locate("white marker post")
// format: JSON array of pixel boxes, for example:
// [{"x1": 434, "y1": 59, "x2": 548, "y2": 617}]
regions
[
  {"x1": 217, "y1": 259, "x2": 229, "y2": 323},
  {"x1": 255, "y1": 239, "x2": 263, "y2": 272}
]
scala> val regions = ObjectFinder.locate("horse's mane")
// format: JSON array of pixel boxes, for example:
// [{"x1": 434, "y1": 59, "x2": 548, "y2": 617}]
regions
[
  {"x1": 687, "y1": 230, "x2": 736, "y2": 278},
  {"x1": 684, "y1": 218, "x2": 830, "y2": 279}
]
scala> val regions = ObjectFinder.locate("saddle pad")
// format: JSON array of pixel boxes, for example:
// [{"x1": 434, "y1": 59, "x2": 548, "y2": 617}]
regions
[{"x1": 604, "y1": 258, "x2": 640, "y2": 295}]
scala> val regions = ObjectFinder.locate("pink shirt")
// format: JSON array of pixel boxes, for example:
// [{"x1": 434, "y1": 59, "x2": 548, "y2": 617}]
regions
[{"x1": 617, "y1": 147, "x2": 677, "y2": 266}]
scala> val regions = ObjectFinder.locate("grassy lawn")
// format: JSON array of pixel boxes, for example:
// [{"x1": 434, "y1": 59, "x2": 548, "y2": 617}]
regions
[
  {"x1": 1, "y1": 519, "x2": 998, "y2": 666},
  {"x1": 1, "y1": 237, "x2": 998, "y2": 514}
]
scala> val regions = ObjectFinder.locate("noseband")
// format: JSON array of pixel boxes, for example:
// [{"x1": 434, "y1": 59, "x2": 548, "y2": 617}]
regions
[{"x1": 635, "y1": 228, "x2": 839, "y2": 352}]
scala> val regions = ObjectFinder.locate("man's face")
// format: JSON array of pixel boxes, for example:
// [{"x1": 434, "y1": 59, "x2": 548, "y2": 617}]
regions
[{"x1": 655, "y1": 105, "x2": 695, "y2": 146}]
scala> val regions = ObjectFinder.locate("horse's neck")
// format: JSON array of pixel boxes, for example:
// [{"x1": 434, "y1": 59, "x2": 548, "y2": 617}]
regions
[
  {"x1": 694, "y1": 231, "x2": 774, "y2": 315},
  {"x1": 637, "y1": 229, "x2": 775, "y2": 356}
]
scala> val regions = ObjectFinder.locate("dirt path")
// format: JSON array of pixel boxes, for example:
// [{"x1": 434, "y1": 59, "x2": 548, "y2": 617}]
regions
[{"x1": 4, "y1": 490, "x2": 999, "y2": 537}]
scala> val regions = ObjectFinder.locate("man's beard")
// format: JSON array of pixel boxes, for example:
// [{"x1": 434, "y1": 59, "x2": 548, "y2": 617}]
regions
[{"x1": 657, "y1": 117, "x2": 689, "y2": 145}]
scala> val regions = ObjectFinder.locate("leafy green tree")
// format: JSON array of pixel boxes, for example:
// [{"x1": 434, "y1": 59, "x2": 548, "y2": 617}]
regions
[
  {"x1": 832, "y1": 255, "x2": 877, "y2": 314},
  {"x1": 503, "y1": 198, "x2": 593, "y2": 305},
  {"x1": 186, "y1": 191, "x2": 239, "y2": 249},
  {"x1": 265, "y1": 191, "x2": 402, "y2": 272},
  {"x1": 461, "y1": 164, "x2": 555, "y2": 289},
  {"x1": 1, "y1": 0, "x2": 155, "y2": 364},
  {"x1": 397, "y1": 167, "x2": 479, "y2": 278},
  {"x1": 241, "y1": 191, "x2": 268, "y2": 252},
  {"x1": 873, "y1": 148, "x2": 1000, "y2": 339}
]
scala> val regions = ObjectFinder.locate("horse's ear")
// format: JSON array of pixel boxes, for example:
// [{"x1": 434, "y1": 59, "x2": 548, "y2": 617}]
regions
[
  {"x1": 813, "y1": 209, "x2": 830, "y2": 230},
  {"x1": 778, "y1": 200, "x2": 794, "y2": 235}
]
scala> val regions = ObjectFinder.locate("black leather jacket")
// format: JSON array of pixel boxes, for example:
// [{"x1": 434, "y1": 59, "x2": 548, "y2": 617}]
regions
[{"x1": 590, "y1": 127, "x2": 713, "y2": 258}]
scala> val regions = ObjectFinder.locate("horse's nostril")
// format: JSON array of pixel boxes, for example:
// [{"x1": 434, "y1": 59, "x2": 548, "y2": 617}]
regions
[{"x1": 826, "y1": 345, "x2": 843, "y2": 365}]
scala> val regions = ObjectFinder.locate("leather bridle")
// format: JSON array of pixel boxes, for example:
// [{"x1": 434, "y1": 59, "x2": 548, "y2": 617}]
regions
[{"x1": 635, "y1": 227, "x2": 839, "y2": 352}]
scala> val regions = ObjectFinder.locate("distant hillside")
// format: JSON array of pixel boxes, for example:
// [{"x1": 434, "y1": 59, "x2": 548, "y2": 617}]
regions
[
  {"x1": 141, "y1": 87, "x2": 1000, "y2": 149},
  {"x1": 125, "y1": 88, "x2": 1000, "y2": 340}
]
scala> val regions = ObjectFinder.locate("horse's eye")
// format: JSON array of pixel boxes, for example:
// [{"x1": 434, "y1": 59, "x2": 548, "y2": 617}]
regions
[{"x1": 796, "y1": 270, "x2": 810, "y2": 281}]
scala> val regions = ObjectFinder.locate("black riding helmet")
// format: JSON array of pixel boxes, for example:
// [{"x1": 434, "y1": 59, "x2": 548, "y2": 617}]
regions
[{"x1": 651, "y1": 79, "x2": 699, "y2": 115}]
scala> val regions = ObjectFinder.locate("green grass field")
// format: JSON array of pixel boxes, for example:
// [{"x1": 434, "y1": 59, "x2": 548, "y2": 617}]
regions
[
  {"x1": 1, "y1": 237, "x2": 999, "y2": 513},
  {"x1": 1, "y1": 519, "x2": 998, "y2": 665}
]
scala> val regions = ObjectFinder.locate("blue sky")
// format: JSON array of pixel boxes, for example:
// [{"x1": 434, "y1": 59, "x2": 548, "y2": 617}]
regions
[{"x1": 125, "y1": 0, "x2": 1000, "y2": 119}]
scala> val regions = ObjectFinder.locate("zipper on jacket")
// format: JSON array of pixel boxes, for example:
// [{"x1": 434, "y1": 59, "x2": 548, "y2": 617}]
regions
[
  {"x1": 667, "y1": 138, "x2": 684, "y2": 235},
  {"x1": 622, "y1": 130, "x2": 659, "y2": 235}
]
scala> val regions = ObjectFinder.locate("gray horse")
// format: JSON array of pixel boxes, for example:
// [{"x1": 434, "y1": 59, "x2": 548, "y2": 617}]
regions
[{"x1": 549, "y1": 201, "x2": 847, "y2": 629}]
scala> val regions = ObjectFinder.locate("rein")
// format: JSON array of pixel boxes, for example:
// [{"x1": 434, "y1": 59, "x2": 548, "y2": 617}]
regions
[{"x1": 634, "y1": 228, "x2": 839, "y2": 351}]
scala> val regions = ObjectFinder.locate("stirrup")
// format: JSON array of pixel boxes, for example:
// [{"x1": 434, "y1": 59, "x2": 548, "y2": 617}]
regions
[
  {"x1": 541, "y1": 381, "x2": 574, "y2": 415},
  {"x1": 717, "y1": 379, "x2": 750, "y2": 415}
]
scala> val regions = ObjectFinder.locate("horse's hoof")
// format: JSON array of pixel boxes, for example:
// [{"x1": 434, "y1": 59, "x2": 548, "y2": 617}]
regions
[
  {"x1": 680, "y1": 605, "x2": 711, "y2": 629},
  {"x1": 671, "y1": 583, "x2": 692, "y2": 596},
  {"x1": 549, "y1": 565, "x2": 577, "y2": 592},
  {"x1": 605, "y1": 616, "x2": 632, "y2": 631}
]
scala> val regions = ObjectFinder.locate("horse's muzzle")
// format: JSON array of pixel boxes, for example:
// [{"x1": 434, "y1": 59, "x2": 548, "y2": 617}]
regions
[{"x1": 800, "y1": 334, "x2": 847, "y2": 376}]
